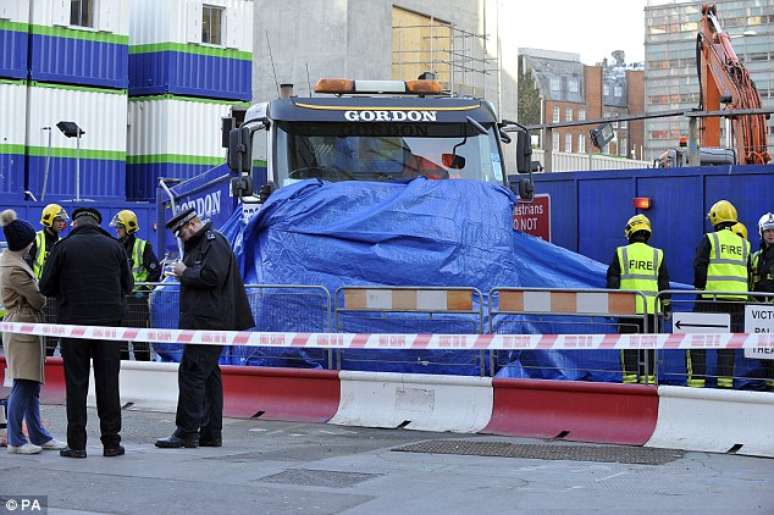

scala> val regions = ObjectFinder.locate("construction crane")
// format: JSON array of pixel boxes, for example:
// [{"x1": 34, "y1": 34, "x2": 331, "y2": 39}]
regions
[{"x1": 697, "y1": 3, "x2": 770, "y2": 165}]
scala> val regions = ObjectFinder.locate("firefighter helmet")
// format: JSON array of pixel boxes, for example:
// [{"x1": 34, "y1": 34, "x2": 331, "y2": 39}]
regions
[
  {"x1": 109, "y1": 210, "x2": 139, "y2": 234},
  {"x1": 40, "y1": 204, "x2": 69, "y2": 228},
  {"x1": 707, "y1": 200, "x2": 738, "y2": 226},
  {"x1": 731, "y1": 222, "x2": 748, "y2": 240},
  {"x1": 624, "y1": 214, "x2": 652, "y2": 239},
  {"x1": 758, "y1": 212, "x2": 774, "y2": 236}
]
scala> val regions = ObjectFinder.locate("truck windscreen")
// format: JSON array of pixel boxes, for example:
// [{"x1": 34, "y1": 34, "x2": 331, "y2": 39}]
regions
[{"x1": 275, "y1": 121, "x2": 504, "y2": 186}]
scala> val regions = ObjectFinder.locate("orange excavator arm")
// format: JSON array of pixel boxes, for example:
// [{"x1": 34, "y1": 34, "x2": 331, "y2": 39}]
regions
[{"x1": 698, "y1": 4, "x2": 770, "y2": 165}]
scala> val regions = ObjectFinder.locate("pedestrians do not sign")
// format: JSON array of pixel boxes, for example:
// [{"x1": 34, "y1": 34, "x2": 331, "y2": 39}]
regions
[{"x1": 744, "y1": 304, "x2": 774, "y2": 360}]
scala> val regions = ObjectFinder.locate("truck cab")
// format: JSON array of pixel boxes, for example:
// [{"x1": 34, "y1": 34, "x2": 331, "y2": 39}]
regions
[{"x1": 228, "y1": 78, "x2": 532, "y2": 203}]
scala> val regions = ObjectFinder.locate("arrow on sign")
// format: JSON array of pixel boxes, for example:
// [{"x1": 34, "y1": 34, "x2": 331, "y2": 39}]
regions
[{"x1": 674, "y1": 320, "x2": 729, "y2": 330}]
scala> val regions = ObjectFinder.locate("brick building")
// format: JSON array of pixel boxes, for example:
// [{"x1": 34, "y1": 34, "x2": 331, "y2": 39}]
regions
[{"x1": 519, "y1": 48, "x2": 645, "y2": 159}]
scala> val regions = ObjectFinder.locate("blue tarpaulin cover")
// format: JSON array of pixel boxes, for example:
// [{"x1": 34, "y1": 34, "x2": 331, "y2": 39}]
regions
[{"x1": 152, "y1": 178, "x2": 769, "y2": 388}]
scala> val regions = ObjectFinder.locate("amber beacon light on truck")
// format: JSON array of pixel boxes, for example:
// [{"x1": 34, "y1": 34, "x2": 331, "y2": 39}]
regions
[{"x1": 314, "y1": 78, "x2": 444, "y2": 95}]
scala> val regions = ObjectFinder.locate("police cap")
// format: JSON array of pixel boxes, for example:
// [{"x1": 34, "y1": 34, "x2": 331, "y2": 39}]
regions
[
  {"x1": 71, "y1": 207, "x2": 102, "y2": 224},
  {"x1": 166, "y1": 207, "x2": 198, "y2": 234}
]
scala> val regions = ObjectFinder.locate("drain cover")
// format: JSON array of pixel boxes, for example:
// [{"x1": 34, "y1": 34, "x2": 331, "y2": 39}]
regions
[
  {"x1": 258, "y1": 469, "x2": 381, "y2": 488},
  {"x1": 393, "y1": 440, "x2": 683, "y2": 465}
]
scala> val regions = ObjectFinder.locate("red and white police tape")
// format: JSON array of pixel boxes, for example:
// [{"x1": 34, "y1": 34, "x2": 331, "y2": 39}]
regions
[{"x1": 1, "y1": 321, "x2": 773, "y2": 350}]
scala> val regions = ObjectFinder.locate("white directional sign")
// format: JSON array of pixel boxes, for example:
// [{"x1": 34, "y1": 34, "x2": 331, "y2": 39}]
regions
[
  {"x1": 672, "y1": 312, "x2": 730, "y2": 334},
  {"x1": 744, "y1": 304, "x2": 774, "y2": 360}
]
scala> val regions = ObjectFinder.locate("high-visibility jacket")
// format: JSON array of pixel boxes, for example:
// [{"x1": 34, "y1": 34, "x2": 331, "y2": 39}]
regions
[
  {"x1": 131, "y1": 237, "x2": 149, "y2": 285},
  {"x1": 704, "y1": 230, "x2": 750, "y2": 299},
  {"x1": 32, "y1": 230, "x2": 47, "y2": 279},
  {"x1": 616, "y1": 241, "x2": 662, "y2": 314}
]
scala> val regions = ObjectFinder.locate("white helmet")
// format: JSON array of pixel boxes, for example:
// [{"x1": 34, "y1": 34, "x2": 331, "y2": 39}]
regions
[{"x1": 758, "y1": 212, "x2": 774, "y2": 236}]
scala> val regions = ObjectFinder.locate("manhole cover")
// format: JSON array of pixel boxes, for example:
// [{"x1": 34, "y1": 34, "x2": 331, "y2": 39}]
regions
[
  {"x1": 258, "y1": 469, "x2": 381, "y2": 488},
  {"x1": 393, "y1": 440, "x2": 683, "y2": 465}
]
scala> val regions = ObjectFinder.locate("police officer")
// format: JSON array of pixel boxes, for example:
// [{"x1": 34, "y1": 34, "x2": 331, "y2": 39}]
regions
[
  {"x1": 155, "y1": 208, "x2": 253, "y2": 449},
  {"x1": 27, "y1": 204, "x2": 69, "y2": 356},
  {"x1": 607, "y1": 214, "x2": 669, "y2": 384},
  {"x1": 690, "y1": 200, "x2": 751, "y2": 388},
  {"x1": 751, "y1": 212, "x2": 774, "y2": 389},
  {"x1": 39, "y1": 208, "x2": 133, "y2": 458},
  {"x1": 109, "y1": 210, "x2": 161, "y2": 361}
]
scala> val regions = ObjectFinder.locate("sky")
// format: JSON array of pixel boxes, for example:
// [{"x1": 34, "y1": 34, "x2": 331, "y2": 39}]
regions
[{"x1": 508, "y1": 0, "x2": 648, "y2": 65}]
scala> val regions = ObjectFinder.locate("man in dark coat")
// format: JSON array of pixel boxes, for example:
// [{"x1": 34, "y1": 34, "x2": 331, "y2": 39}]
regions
[
  {"x1": 39, "y1": 207, "x2": 133, "y2": 458},
  {"x1": 155, "y1": 208, "x2": 254, "y2": 449}
]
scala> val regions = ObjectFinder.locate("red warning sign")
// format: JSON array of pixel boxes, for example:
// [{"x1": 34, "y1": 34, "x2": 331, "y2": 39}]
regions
[{"x1": 513, "y1": 194, "x2": 551, "y2": 242}]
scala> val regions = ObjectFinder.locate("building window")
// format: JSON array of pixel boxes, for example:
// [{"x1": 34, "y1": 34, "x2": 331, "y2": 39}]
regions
[
  {"x1": 619, "y1": 138, "x2": 628, "y2": 157},
  {"x1": 202, "y1": 5, "x2": 224, "y2": 45},
  {"x1": 621, "y1": 120, "x2": 628, "y2": 129},
  {"x1": 564, "y1": 134, "x2": 572, "y2": 153},
  {"x1": 552, "y1": 131, "x2": 559, "y2": 150},
  {"x1": 603, "y1": 84, "x2": 610, "y2": 96},
  {"x1": 565, "y1": 108, "x2": 573, "y2": 122},
  {"x1": 552, "y1": 107, "x2": 560, "y2": 123},
  {"x1": 578, "y1": 134, "x2": 586, "y2": 153},
  {"x1": 70, "y1": 0, "x2": 94, "y2": 28},
  {"x1": 578, "y1": 110, "x2": 586, "y2": 121},
  {"x1": 550, "y1": 77, "x2": 561, "y2": 92},
  {"x1": 568, "y1": 78, "x2": 579, "y2": 93},
  {"x1": 614, "y1": 86, "x2": 623, "y2": 97}
]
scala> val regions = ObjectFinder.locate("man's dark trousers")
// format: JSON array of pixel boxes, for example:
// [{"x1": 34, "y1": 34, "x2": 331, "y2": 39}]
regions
[
  {"x1": 60, "y1": 321, "x2": 122, "y2": 450},
  {"x1": 175, "y1": 345, "x2": 223, "y2": 440}
]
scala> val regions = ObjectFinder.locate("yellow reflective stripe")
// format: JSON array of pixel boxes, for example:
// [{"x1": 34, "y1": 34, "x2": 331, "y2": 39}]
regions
[
  {"x1": 32, "y1": 231, "x2": 46, "y2": 279},
  {"x1": 131, "y1": 238, "x2": 149, "y2": 284}
]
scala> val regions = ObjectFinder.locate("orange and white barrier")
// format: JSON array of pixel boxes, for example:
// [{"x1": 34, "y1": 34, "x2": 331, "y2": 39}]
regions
[
  {"x1": 497, "y1": 289, "x2": 639, "y2": 315},
  {"x1": 2, "y1": 321, "x2": 773, "y2": 350},
  {"x1": 342, "y1": 288, "x2": 475, "y2": 311}
]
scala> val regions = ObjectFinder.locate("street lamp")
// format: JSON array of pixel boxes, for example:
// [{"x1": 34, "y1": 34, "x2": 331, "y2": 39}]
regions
[{"x1": 56, "y1": 121, "x2": 85, "y2": 202}]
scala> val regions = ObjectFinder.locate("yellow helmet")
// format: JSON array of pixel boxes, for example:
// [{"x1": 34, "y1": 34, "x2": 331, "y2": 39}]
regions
[
  {"x1": 109, "y1": 209, "x2": 139, "y2": 234},
  {"x1": 40, "y1": 204, "x2": 69, "y2": 227},
  {"x1": 624, "y1": 214, "x2": 652, "y2": 239},
  {"x1": 731, "y1": 222, "x2": 748, "y2": 240},
  {"x1": 707, "y1": 200, "x2": 737, "y2": 226}
]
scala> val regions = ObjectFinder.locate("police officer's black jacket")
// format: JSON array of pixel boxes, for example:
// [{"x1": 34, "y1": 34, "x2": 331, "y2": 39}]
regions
[
  {"x1": 121, "y1": 234, "x2": 162, "y2": 283},
  {"x1": 754, "y1": 244, "x2": 774, "y2": 292},
  {"x1": 39, "y1": 224, "x2": 133, "y2": 324},
  {"x1": 179, "y1": 223, "x2": 254, "y2": 331}
]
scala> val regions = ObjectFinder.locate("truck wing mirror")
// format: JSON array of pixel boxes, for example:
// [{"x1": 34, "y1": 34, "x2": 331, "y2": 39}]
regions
[{"x1": 227, "y1": 126, "x2": 253, "y2": 173}]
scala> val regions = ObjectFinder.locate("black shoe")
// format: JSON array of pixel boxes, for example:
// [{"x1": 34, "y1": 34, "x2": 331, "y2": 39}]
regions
[
  {"x1": 155, "y1": 435, "x2": 198, "y2": 449},
  {"x1": 60, "y1": 447, "x2": 87, "y2": 459},
  {"x1": 198, "y1": 437, "x2": 222, "y2": 447},
  {"x1": 103, "y1": 445, "x2": 125, "y2": 457}
]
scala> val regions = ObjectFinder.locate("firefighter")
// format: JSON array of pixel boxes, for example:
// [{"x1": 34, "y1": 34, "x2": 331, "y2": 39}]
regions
[
  {"x1": 109, "y1": 210, "x2": 161, "y2": 361},
  {"x1": 27, "y1": 204, "x2": 69, "y2": 357},
  {"x1": 731, "y1": 222, "x2": 748, "y2": 241},
  {"x1": 690, "y1": 200, "x2": 751, "y2": 388},
  {"x1": 751, "y1": 212, "x2": 774, "y2": 389},
  {"x1": 607, "y1": 214, "x2": 669, "y2": 384}
]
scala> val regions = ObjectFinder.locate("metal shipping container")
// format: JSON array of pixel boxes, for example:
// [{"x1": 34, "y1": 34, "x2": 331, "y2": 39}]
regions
[
  {"x1": 26, "y1": 82, "x2": 128, "y2": 201},
  {"x1": 127, "y1": 94, "x2": 242, "y2": 200},
  {"x1": 29, "y1": 0, "x2": 129, "y2": 88},
  {"x1": 129, "y1": 0, "x2": 252, "y2": 100},
  {"x1": 532, "y1": 165, "x2": 774, "y2": 285},
  {"x1": 0, "y1": 0, "x2": 29, "y2": 79},
  {"x1": 0, "y1": 79, "x2": 27, "y2": 199}
]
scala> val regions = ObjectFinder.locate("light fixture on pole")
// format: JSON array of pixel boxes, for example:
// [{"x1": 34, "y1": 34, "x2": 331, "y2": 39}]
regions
[{"x1": 56, "y1": 121, "x2": 85, "y2": 202}]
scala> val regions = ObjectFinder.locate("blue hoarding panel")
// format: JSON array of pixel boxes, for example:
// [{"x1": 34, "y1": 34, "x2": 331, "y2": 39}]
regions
[
  {"x1": 578, "y1": 177, "x2": 635, "y2": 264},
  {"x1": 0, "y1": 29, "x2": 28, "y2": 79},
  {"x1": 126, "y1": 162, "x2": 213, "y2": 201},
  {"x1": 527, "y1": 175, "x2": 578, "y2": 251},
  {"x1": 129, "y1": 51, "x2": 251, "y2": 101},
  {"x1": 0, "y1": 153, "x2": 26, "y2": 200},
  {"x1": 27, "y1": 156, "x2": 126, "y2": 201},
  {"x1": 30, "y1": 34, "x2": 128, "y2": 89}
]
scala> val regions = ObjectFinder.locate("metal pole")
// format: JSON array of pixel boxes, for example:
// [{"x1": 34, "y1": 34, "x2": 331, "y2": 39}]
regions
[
  {"x1": 75, "y1": 132, "x2": 81, "y2": 202},
  {"x1": 41, "y1": 127, "x2": 52, "y2": 202},
  {"x1": 544, "y1": 127, "x2": 553, "y2": 172},
  {"x1": 688, "y1": 117, "x2": 699, "y2": 166}
]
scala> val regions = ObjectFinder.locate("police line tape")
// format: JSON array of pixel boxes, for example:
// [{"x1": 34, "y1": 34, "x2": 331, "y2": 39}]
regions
[{"x1": 1, "y1": 321, "x2": 773, "y2": 351}]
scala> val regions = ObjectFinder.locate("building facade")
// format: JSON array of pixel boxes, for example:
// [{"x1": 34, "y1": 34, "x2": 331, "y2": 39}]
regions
[
  {"x1": 519, "y1": 48, "x2": 645, "y2": 159},
  {"x1": 644, "y1": 0, "x2": 774, "y2": 161}
]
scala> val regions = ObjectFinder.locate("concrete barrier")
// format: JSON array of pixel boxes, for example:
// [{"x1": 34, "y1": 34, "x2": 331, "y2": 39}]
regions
[
  {"x1": 330, "y1": 371, "x2": 493, "y2": 433},
  {"x1": 483, "y1": 379, "x2": 659, "y2": 445},
  {"x1": 645, "y1": 385, "x2": 774, "y2": 458},
  {"x1": 88, "y1": 361, "x2": 179, "y2": 412}
]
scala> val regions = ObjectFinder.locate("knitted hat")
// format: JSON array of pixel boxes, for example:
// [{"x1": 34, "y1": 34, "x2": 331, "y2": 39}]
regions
[{"x1": 1, "y1": 210, "x2": 36, "y2": 251}]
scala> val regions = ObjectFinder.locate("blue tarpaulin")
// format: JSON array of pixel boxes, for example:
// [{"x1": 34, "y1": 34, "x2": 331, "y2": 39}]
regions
[{"x1": 151, "y1": 178, "x2": 770, "y2": 388}]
